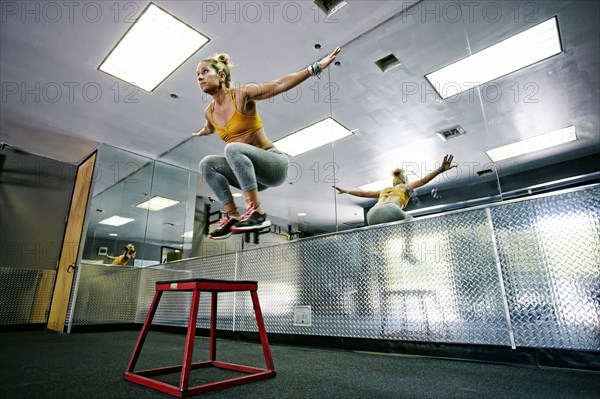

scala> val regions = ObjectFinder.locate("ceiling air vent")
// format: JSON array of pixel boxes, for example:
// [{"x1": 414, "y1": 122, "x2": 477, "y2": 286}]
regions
[
  {"x1": 313, "y1": 0, "x2": 347, "y2": 16},
  {"x1": 375, "y1": 54, "x2": 400, "y2": 73},
  {"x1": 436, "y1": 125, "x2": 466, "y2": 141}
]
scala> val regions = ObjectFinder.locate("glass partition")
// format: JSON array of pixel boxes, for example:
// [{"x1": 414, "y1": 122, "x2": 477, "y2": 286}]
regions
[
  {"x1": 82, "y1": 146, "x2": 153, "y2": 265},
  {"x1": 82, "y1": 145, "x2": 196, "y2": 266}
]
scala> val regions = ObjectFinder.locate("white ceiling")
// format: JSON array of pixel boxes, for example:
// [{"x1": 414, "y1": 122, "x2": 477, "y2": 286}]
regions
[{"x1": 2, "y1": 0, "x2": 599, "y2": 244}]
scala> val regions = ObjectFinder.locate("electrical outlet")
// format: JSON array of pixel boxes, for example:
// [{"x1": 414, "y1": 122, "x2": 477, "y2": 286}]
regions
[{"x1": 293, "y1": 306, "x2": 312, "y2": 326}]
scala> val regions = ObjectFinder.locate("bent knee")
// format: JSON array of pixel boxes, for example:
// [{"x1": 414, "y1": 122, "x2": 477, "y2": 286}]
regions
[
  {"x1": 224, "y1": 142, "x2": 246, "y2": 157},
  {"x1": 199, "y1": 155, "x2": 221, "y2": 171}
]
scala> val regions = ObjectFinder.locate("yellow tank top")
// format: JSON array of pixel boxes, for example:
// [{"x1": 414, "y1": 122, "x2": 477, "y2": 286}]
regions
[
  {"x1": 378, "y1": 187, "x2": 410, "y2": 209},
  {"x1": 209, "y1": 90, "x2": 263, "y2": 143}
]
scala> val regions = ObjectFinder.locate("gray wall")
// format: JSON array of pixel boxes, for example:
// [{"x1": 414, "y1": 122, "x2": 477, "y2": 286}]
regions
[{"x1": 0, "y1": 148, "x2": 76, "y2": 270}]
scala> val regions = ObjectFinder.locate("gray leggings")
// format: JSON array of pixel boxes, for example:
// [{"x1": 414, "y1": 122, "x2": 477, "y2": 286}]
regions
[
  {"x1": 200, "y1": 142, "x2": 289, "y2": 206},
  {"x1": 366, "y1": 203, "x2": 413, "y2": 226}
]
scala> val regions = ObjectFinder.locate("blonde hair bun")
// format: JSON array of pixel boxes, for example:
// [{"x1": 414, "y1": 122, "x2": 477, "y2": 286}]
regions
[
  {"x1": 216, "y1": 54, "x2": 230, "y2": 65},
  {"x1": 392, "y1": 167, "x2": 407, "y2": 185},
  {"x1": 392, "y1": 168, "x2": 404, "y2": 177}
]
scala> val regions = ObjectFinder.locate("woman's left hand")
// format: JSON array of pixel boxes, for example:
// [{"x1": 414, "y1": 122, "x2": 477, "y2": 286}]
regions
[
  {"x1": 319, "y1": 47, "x2": 341, "y2": 69},
  {"x1": 441, "y1": 154, "x2": 456, "y2": 171}
]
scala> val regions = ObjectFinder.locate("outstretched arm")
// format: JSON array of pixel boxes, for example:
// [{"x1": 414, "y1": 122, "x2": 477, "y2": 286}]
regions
[
  {"x1": 334, "y1": 186, "x2": 380, "y2": 199},
  {"x1": 243, "y1": 47, "x2": 341, "y2": 101},
  {"x1": 410, "y1": 154, "x2": 456, "y2": 190}
]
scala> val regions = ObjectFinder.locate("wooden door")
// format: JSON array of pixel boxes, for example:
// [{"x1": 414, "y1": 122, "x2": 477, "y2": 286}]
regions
[{"x1": 47, "y1": 152, "x2": 96, "y2": 332}]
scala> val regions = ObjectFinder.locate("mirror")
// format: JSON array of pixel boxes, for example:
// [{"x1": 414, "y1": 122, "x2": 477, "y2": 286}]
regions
[
  {"x1": 331, "y1": 0, "x2": 505, "y2": 228},
  {"x1": 82, "y1": 145, "x2": 197, "y2": 266}
]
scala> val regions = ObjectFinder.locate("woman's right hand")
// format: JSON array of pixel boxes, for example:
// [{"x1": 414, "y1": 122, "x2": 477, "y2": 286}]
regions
[{"x1": 192, "y1": 129, "x2": 211, "y2": 137}]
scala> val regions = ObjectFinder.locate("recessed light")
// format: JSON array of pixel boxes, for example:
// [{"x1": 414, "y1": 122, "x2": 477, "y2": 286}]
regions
[
  {"x1": 426, "y1": 17, "x2": 562, "y2": 99},
  {"x1": 98, "y1": 3, "x2": 210, "y2": 92},
  {"x1": 486, "y1": 126, "x2": 576, "y2": 162},
  {"x1": 358, "y1": 171, "x2": 422, "y2": 191},
  {"x1": 136, "y1": 196, "x2": 180, "y2": 211},
  {"x1": 99, "y1": 216, "x2": 135, "y2": 226},
  {"x1": 273, "y1": 117, "x2": 353, "y2": 157}
]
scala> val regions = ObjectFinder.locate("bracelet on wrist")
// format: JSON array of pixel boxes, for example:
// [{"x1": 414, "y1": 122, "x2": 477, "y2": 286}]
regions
[
  {"x1": 437, "y1": 167, "x2": 445, "y2": 174},
  {"x1": 315, "y1": 61, "x2": 322, "y2": 78},
  {"x1": 307, "y1": 61, "x2": 322, "y2": 79}
]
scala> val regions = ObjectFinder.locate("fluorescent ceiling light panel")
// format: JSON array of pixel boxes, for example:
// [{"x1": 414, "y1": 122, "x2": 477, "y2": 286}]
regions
[
  {"x1": 358, "y1": 172, "x2": 421, "y2": 191},
  {"x1": 136, "y1": 196, "x2": 180, "y2": 211},
  {"x1": 358, "y1": 179, "x2": 392, "y2": 192},
  {"x1": 426, "y1": 17, "x2": 562, "y2": 99},
  {"x1": 99, "y1": 216, "x2": 135, "y2": 226},
  {"x1": 274, "y1": 118, "x2": 353, "y2": 156},
  {"x1": 486, "y1": 126, "x2": 576, "y2": 162},
  {"x1": 98, "y1": 3, "x2": 209, "y2": 92}
]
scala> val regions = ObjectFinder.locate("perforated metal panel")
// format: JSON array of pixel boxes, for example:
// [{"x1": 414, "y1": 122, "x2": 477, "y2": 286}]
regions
[{"x1": 67, "y1": 186, "x2": 600, "y2": 351}]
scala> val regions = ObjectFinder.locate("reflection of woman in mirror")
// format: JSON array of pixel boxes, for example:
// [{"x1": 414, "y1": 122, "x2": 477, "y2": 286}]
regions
[
  {"x1": 192, "y1": 47, "x2": 341, "y2": 239},
  {"x1": 108, "y1": 244, "x2": 136, "y2": 266},
  {"x1": 334, "y1": 154, "x2": 456, "y2": 225}
]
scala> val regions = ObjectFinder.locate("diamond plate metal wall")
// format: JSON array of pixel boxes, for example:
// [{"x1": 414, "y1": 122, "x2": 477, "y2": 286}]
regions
[
  {"x1": 134, "y1": 253, "x2": 237, "y2": 329},
  {"x1": 0, "y1": 268, "x2": 55, "y2": 325},
  {"x1": 491, "y1": 188, "x2": 600, "y2": 350},
  {"x1": 232, "y1": 210, "x2": 509, "y2": 345},
  {"x1": 70, "y1": 264, "x2": 141, "y2": 325},
  {"x1": 67, "y1": 186, "x2": 600, "y2": 351}
]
